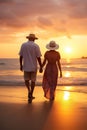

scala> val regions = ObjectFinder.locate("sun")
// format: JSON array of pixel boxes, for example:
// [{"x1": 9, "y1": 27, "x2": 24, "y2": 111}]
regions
[{"x1": 65, "y1": 47, "x2": 72, "y2": 53}]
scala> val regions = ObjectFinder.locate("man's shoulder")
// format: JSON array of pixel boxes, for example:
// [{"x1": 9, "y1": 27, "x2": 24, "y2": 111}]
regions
[
  {"x1": 21, "y1": 41, "x2": 29, "y2": 47},
  {"x1": 21, "y1": 41, "x2": 27, "y2": 45},
  {"x1": 33, "y1": 42, "x2": 40, "y2": 49},
  {"x1": 21, "y1": 41, "x2": 39, "y2": 49},
  {"x1": 34, "y1": 42, "x2": 39, "y2": 46}
]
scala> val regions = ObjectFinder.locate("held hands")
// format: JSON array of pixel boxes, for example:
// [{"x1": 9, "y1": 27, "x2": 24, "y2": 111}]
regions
[{"x1": 39, "y1": 64, "x2": 43, "y2": 73}]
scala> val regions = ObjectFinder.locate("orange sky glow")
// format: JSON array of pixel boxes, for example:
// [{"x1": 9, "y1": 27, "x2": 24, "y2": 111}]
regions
[{"x1": 0, "y1": 0, "x2": 87, "y2": 59}]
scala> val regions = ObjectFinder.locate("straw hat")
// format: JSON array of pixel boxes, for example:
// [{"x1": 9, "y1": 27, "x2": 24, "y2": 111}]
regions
[
  {"x1": 46, "y1": 41, "x2": 59, "y2": 50},
  {"x1": 26, "y1": 34, "x2": 38, "y2": 40}
]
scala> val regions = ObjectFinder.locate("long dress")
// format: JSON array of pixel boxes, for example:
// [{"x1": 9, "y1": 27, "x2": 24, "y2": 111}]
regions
[{"x1": 42, "y1": 50, "x2": 61, "y2": 100}]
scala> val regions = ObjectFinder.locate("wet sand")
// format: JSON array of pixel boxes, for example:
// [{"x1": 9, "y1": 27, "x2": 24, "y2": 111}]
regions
[{"x1": 0, "y1": 86, "x2": 87, "y2": 130}]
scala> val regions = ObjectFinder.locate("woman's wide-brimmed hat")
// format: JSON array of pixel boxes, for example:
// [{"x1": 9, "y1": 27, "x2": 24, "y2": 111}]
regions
[
  {"x1": 26, "y1": 34, "x2": 38, "y2": 40},
  {"x1": 46, "y1": 41, "x2": 59, "y2": 50}
]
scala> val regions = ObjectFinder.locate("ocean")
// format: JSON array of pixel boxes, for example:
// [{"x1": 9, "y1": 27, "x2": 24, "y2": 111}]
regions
[{"x1": 0, "y1": 58, "x2": 87, "y2": 93}]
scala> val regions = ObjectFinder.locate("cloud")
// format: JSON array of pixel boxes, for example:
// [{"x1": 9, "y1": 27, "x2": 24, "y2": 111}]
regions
[
  {"x1": 0, "y1": 0, "x2": 87, "y2": 39},
  {"x1": 62, "y1": 0, "x2": 87, "y2": 19},
  {"x1": 0, "y1": 0, "x2": 15, "y2": 6},
  {"x1": 37, "y1": 16, "x2": 53, "y2": 29}
]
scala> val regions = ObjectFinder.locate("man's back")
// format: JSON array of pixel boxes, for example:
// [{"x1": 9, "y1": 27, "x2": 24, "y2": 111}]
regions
[{"x1": 19, "y1": 41, "x2": 41, "y2": 72}]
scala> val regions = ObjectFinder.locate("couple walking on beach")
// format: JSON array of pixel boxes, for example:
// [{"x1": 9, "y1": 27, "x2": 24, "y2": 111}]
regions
[{"x1": 19, "y1": 33, "x2": 62, "y2": 103}]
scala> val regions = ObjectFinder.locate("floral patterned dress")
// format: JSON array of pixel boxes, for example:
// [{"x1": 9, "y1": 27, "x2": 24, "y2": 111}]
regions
[{"x1": 42, "y1": 50, "x2": 61, "y2": 100}]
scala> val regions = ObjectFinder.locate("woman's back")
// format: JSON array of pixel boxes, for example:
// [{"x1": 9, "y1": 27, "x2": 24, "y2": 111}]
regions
[{"x1": 45, "y1": 50, "x2": 60, "y2": 64}]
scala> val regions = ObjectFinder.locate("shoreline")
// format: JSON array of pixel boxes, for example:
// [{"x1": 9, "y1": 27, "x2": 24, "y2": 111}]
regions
[
  {"x1": 0, "y1": 85, "x2": 87, "y2": 104},
  {"x1": 0, "y1": 81, "x2": 87, "y2": 86},
  {"x1": 0, "y1": 86, "x2": 87, "y2": 130}
]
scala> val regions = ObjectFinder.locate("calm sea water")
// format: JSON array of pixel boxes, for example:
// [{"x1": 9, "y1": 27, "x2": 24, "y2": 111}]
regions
[{"x1": 0, "y1": 58, "x2": 87, "y2": 88}]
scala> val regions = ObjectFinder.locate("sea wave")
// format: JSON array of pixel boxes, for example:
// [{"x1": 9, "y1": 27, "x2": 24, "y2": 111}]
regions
[
  {"x1": 56, "y1": 88, "x2": 87, "y2": 94},
  {"x1": 62, "y1": 67, "x2": 87, "y2": 71},
  {"x1": 0, "y1": 80, "x2": 87, "y2": 87},
  {"x1": 0, "y1": 81, "x2": 87, "y2": 94}
]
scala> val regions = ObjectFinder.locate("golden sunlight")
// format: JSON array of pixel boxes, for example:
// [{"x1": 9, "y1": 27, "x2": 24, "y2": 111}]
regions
[
  {"x1": 63, "y1": 91, "x2": 70, "y2": 100},
  {"x1": 62, "y1": 87, "x2": 73, "y2": 101},
  {"x1": 65, "y1": 46, "x2": 72, "y2": 54},
  {"x1": 64, "y1": 71, "x2": 71, "y2": 77}
]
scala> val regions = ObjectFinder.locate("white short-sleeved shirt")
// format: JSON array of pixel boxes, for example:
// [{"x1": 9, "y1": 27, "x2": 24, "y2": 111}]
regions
[{"x1": 19, "y1": 41, "x2": 41, "y2": 72}]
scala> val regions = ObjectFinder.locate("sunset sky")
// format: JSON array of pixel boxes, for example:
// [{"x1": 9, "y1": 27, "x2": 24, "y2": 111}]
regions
[{"x1": 0, "y1": 0, "x2": 87, "y2": 59}]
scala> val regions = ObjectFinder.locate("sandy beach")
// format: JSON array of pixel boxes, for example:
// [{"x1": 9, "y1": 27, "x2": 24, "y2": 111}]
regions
[{"x1": 0, "y1": 86, "x2": 87, "y2": 130}]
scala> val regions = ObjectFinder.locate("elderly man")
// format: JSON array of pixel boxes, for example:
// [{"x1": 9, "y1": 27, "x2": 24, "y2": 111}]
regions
[{"x1": 19, "y1": 34, "x2": 42, "y2": 103}]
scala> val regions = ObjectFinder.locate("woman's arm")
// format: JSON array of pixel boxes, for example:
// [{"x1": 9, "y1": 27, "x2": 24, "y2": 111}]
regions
[
  {"x1": 42, "y1": 58, "x2": 46, "y2": 67},
  {"x1": 57, "y1": 59, "x2": 62, "y2": 78}
]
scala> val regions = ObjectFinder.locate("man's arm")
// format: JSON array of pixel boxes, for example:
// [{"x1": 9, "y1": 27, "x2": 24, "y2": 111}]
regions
[
  {"x1": 37, "y1": 57, "x2": 43, "y2": 73},
  {"x1": 37, "y1": 57, "x2": 42, "y2": 66},
  {"x1": 19, "y1": 56, "x2": 23, "y2": 71}
]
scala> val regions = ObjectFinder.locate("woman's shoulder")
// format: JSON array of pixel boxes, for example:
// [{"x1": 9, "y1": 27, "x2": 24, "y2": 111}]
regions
[
  {"x1": 44, "y1": 51, "x2": 52, "y2": 58},
  {"x1": 56, "y1": 51, "x2": 61, "y2": 59},
  {"x1": 44, "y1": 51, "x2": 49, "y2": 55},
  {"x1": 53, "y1": 50, "x2": 60, "y2": 55}
]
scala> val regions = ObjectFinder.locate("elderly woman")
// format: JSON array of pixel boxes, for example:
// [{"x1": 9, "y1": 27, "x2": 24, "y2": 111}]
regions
[{"x1": 42, "y1": 41, "x2": 62, "y2": 101}]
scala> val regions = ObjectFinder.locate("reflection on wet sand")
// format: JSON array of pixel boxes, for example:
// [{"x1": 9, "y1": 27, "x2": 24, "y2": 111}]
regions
[{"x1": 0, "y1": 86, "x2": 87, "y2": 130}]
